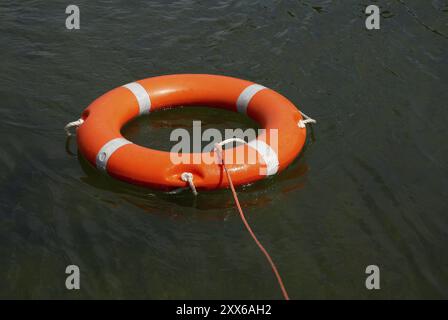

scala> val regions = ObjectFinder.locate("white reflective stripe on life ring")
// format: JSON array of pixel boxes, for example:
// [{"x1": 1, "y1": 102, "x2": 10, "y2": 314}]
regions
[
  {"x1": 247, "y1": 139, "x2": 279, "y2": 176},
  {"x1": 122, "y1": 82, "x2": 151, "y2": 115},
  {"x1": 236, "y1": 84, "x2": 266, "y2": 114},
  {"x1": 96, "y1": 138, "x2": 132, "y2": 172}
]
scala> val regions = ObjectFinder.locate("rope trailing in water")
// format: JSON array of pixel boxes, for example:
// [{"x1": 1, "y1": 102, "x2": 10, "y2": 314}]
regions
[{"x1": 214, "y1": 142, "x2": 290, "y2": 300}]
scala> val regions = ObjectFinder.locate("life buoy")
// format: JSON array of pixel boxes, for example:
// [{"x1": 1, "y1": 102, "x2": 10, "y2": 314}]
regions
[{"x1": 72, "y1": 74, "x2": 312, "y2": 190}]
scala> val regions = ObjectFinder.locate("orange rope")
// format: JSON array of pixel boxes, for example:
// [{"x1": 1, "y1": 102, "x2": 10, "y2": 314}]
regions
[{"x1": 216, "y1": 146, "x2": 290, "y2": 300}]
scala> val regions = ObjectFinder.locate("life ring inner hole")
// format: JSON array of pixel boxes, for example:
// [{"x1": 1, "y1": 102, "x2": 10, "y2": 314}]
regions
[{"x1": 121, "y1": 105, "x2": 260, "y2": 152}]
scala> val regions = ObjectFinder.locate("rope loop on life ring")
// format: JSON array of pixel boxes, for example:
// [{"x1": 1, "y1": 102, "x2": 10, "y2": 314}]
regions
[
  {"x1": 298, "y1": 111, "x2": 316, "y2": 128},
  {"x1": 64, "y1": 118, "x2": 84, "y2": 136},
  {"x1": 181, "y1": 172, "x2": 198, "y2": 196}
]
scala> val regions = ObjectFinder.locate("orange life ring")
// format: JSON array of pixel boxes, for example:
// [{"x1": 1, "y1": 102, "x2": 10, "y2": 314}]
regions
[{"x1": 74, "y1": 74, "x2": 309, "y2": 190}]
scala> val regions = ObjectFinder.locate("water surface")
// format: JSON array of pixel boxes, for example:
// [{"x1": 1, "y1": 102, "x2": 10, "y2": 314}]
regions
[{"x1": 0, "y1": 0, "x2": 447, "y2": 299}]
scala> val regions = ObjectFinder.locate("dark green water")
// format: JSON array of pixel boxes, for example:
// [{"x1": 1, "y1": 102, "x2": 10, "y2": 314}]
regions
[{"x1": 1, "y1": 0, "x2": 447, "y2": 299}]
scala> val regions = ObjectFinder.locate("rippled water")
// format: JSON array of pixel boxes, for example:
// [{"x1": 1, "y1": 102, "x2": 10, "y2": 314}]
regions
[{"x1": 0, "y1": 0, "x2": 447, "y2": 299}]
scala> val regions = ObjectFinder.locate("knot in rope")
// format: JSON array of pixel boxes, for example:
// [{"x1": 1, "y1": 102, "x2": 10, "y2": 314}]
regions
[{"x1": 181, "y1": 172, "x2": 198, "y2": 196}]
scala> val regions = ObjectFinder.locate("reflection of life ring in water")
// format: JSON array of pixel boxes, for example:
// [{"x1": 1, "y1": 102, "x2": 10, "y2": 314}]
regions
[
  {"x1": 77, "y1": 150, "x2": 310, "y2": 218},
  {"x1": 69, "y1": 74, "x2": 313, "y2": 191}
]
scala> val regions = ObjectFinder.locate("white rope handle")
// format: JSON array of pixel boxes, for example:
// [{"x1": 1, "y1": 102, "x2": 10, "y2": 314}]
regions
[
  {"x1": 178, "y1": 140, "x2": 248, "y2": 196},
  {"x1": 214, "y1": 138, "x2": 248, "y2": 164},
  {"x1": 298, "y1": 111, "x2": 316, "y2": 128},
  {"x1": 175, "y1": 114, "x2": 316, "y2": 196},
  {"x1": 64, "y1": 118, "x2": 84, "y2": 136},
  {"x1": 215, "y1": 138, "x2": 248, "y2": 148},
  {"x1": 181, "y1": 172, "x2": 198, "y2": 196}
]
